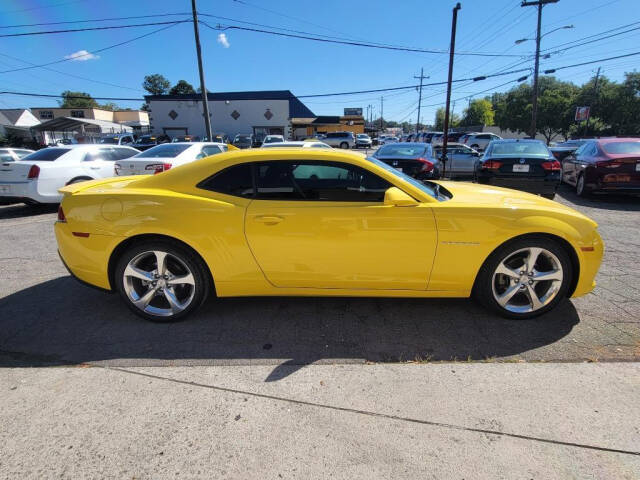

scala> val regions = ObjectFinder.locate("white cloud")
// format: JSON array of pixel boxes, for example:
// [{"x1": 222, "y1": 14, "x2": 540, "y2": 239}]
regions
[
  {"x1": 217, "y1": 33, "x2": 230, "y2": 48},
  {"x1": 64, "y1": 49, "x2": 100, "y2": 61}
]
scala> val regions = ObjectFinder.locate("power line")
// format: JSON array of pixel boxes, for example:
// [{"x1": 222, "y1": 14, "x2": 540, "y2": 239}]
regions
[
  {"x1": 0, "y1": 91, "x2": 142, "y2": 101},
  {"x1": 0, "y1": 12, "x2": 192, "y2": 29},
  {"x1": 0, "y1": 22, "x2": 184, "y2": 74},
  {"x1": 201, "y1": 21, "x2": 529, "y2": 58},
  {"x1": 0, "y1": 19, "x2": 190, "y2": 38},
  {"x1": 2, "y1": 50, "x2": 636, "y2": 104}
]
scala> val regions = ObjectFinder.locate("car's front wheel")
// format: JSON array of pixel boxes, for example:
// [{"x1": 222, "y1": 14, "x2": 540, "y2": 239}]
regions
[
  {"x1": 576, "y1": 173, "x2": 590, "y2": 197},
  {"x1": 114, "y1": 240, "x2": 210, "y2": 322},
  {"x1": 473, "y1": 236, "x2": 572, "y2": 319}
]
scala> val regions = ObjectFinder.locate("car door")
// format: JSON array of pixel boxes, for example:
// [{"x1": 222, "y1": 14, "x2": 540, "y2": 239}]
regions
[
  {"x1": 451, "y1": 146, "x2": 476, "y2": 174},
  {"x1": 244, "y1": 160, "x2": 438, "y2": 290},
  {"x1": 83, "y1": 148, "x2": 120, "y2": 178}
]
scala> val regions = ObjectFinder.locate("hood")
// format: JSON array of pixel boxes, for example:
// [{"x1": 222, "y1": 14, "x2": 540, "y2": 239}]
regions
[{"x1": 436, "y1": 180, "x2": 597, "y2": 227}]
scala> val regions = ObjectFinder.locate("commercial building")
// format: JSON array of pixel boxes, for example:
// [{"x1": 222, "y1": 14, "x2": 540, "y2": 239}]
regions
[{"x1": 145, "y1": 90, "x2": 316, "y2": 142}]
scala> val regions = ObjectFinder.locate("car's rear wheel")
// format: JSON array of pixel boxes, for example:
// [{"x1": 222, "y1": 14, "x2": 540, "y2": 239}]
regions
[
  {"x1": 473, "y1": 237, "x2": 572, "y2": 319},
  {"x1": 576, "y1": 173, "x2": 590, "y2": 197},
  {"x1": 114, "y1": 240, "x2": 210, "y2": 322},
  {"x1": 339, "y1": 142, "x2": 349, "y2": 149}
]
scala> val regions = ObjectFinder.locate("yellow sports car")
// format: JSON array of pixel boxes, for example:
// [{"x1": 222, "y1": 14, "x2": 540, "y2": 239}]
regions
[{"x1": 55, "y1": 149, "x2": 603, "y2": 322}]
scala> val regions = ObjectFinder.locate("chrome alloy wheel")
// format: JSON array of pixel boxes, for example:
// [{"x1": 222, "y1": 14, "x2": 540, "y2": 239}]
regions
[
  {"x1": 122, "y1": 250, "x2": 196, "y2": 317},
  {"x1": 491, "y1": 247, "x2": 563, "y2": 314}
]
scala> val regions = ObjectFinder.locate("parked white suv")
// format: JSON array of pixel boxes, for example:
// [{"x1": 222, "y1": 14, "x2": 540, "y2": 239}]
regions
[
  {"x1": 322, "y1": 131, "x2": 355, "y2": 149},
  {"x1": 0, "y1": 145, "x2": 139, "y2": 204},
  {"x1": 463, "y1": 132, "x2": 502, "y2": 151}
]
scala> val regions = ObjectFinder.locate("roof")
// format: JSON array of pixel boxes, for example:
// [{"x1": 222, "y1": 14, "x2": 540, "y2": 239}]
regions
[
  {"x1": 0, "y1": 109, "x2": 27, "y2": 125},
  {"x1": 312, "y1": 116, "x2": 341, "y2": 124},
  {"x1": 144, "y1": 90, "x2": 315, "y2": 118},
  {"x1": 31, "y1": 117, "x2": 133, "y2": 132}
]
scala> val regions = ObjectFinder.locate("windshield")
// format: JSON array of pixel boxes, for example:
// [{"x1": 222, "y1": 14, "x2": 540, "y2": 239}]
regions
[
  {"x1": 368, "y1": 157, "x2": 442, "y2": 200},
  {"x1": 490, "y1": 141, "x2": 549, "y2": 157},
  {"x1": 357, "y1": 134, "x2": 369, "y2": 139},
  {"x1": 264, "y1": 137, "x2": 283, "y2": 143},
  {"x1": 99, "y1": 138, "x2": 118, "y2": 144},
  {"x1": 377, "y1": 144, "x2": 428, "y2": 157},
  {"x1": 137, "y1": 136, "x2": 155, "y2": 143},
  {"x1": 602, "y1": 141, "x2": 640, "y2": 154},
  {"x1": 235, "y1": 135, "x2": 251, "y2": 141},
  {"x1": 135, "y1": 143, "x2": 191, "y2": 158},
  {"x1": 21, "y1": 148, "x2": 70, "y2": 161}
]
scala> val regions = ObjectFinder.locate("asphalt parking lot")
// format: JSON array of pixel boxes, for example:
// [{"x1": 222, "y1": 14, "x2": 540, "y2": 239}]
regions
[{"x1": 0, "y1": 184, "x2": 639, "y2": 375}]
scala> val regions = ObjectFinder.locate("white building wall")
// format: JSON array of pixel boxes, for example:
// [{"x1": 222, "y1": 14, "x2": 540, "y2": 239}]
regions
[{"x1": 148, "y1": 99, "x2": 291, "y2": 139}]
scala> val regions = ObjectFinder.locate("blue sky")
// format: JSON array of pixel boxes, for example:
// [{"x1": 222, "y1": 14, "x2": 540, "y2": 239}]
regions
[{"x1": 0, "y1": 0, "x2": 637, "y2": 125}]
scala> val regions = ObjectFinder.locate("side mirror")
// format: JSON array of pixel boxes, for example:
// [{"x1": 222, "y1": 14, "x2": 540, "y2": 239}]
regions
[{"x1": 384, "y1": 187, "x2": 418, "y2": 207}]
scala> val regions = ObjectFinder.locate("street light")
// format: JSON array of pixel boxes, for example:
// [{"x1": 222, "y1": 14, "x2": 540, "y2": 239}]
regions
[{"x1": 514, "y1": 24, "x2": 573, "y2": 44}]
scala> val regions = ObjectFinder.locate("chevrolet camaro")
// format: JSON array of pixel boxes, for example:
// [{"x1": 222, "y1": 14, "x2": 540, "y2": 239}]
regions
[{"x1": 54, "y1": 149, "x2": 603, "y2": 322}]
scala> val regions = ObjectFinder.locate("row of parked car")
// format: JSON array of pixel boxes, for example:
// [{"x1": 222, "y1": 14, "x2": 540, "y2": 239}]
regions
[{"x1": 2, "y1": 134, "x2": 638, "y2": 206}]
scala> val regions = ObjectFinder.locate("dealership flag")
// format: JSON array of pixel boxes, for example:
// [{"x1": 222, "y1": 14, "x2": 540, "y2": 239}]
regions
[{"x1": 575, "y1": 106, "x2": 590, "y2": 122}]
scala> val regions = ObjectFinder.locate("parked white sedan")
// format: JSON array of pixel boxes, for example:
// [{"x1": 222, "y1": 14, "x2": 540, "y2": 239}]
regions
[
  {"x1": 260, "y1": 141, "x2": 331, "y2": 149},
  {"x1": 0, "y1": 145, "x2": 139, "y2": 204},
  {"x1": 0, "y1": 147, "x2": 34, "y2": 163},
  {"x1": 114, "y1": 142, "x2": 228, "y2": 176}
]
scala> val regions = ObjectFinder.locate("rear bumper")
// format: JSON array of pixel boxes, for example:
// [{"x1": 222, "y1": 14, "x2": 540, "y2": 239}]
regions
[
  {"x1": 0, "y1": 181, "x2": 60, "y2": 204},
  {"x1": 477, "y1": 174, "x2": 559, "y2": 195},
  {"x1": 55, "y1": 221, "x2": 123, "y2": 290}
]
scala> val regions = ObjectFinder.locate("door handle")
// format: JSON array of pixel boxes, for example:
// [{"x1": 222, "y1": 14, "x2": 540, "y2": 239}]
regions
[
  {"x1": 254, "y1": 215, "x2": 284, "y2": 225},
  {"x1": 89, "y1": 166, "x2": 101, "y2": 170}
]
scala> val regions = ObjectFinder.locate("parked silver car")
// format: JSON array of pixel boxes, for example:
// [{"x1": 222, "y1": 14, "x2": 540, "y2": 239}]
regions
[
  {"x1": 463, "y1": 132, "x2": 502, "y2": 151},
  {"x1": 0, "y1": 147, "x2": 34, "y2": 163},
  {"x1": 433, "y1": 143, "x2": 481, "y2": 178},
  {"x1": 323, "y1": 131, "x2": 355, "y2": 149}
]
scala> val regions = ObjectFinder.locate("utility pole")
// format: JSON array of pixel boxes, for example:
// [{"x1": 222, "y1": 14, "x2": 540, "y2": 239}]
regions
[
  {"x1": 414, "y1": 68, "x2": 429, "y2": 133},
  {"x1": 442, "y1": 2, "x2": 461, "y2": 179},
  {"x1": 380, "y1": 96, "x2": 384, "y2": 132},
  {"x1": 521, "y1": 0, "x2": 559, "y2": 139},
  {"x1": 584, "y1": 67, "x2": 601, "y2": 137},
  {"x1": 191, "y1": 0, "x2": 212, "y2": 140}
]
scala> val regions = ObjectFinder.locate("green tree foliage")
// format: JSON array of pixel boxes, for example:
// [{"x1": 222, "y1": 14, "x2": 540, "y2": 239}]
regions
[
  {"x1": 492, "y1": 73, "x2": 640, "y2": 142},
  {"x1": 59, "y1": 91, "x2": 98, "y2": 108},
  {"x1": 434, "y1": 107, "x2": 460, "y2": 131},
  {"x1": 460, "y1": 98, "x2": 494, "y2": 127},
  {"x1": 169, "y1": 80, "x2": 196, "y2": 95},
  {"x1": 143, "y1": 74, "x2": 171, "y2": 95}
]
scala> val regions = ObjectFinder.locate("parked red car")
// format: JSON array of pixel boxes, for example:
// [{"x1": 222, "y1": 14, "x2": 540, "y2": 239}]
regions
[{"x1": 561, "y1": 138, "x2": 640, "y2": 196}]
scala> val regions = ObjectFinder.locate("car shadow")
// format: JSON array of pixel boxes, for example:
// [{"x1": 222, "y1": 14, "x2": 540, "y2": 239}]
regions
[
  {"x1": 0, "y1": 276, "x2": 580, "y2": 380},
  {"x1": 0, "y1": 203, "x2": 57, "y2": 219},
  {"x1": 556, "y1": 184, "x2": 640, "y2": 211}
]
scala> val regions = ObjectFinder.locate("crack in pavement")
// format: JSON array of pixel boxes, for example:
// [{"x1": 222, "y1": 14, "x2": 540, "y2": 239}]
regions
[{"x1": 104, "y1": 365, "x2": 640, "y2": 458}]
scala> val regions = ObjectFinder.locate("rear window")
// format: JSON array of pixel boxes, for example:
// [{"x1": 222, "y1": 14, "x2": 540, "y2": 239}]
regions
[
  {"x1": 377, "y1": 144, "x2": 428, "y2": 157},
  {"x1": 99, "y1": 138, "x2": 119, "y2": 144},
  {"x1": 601, "y1": 142, "x2": 640, "y2": 155},
  {"x1": 135, "y1": 144, "x2": 191, "y2": 158},
  {"x1": 22, "y1": 148, "x2": 70, "y2": 161},
  {"x1": 490, "y1": 142, "x2": 549, "y2": 157}
]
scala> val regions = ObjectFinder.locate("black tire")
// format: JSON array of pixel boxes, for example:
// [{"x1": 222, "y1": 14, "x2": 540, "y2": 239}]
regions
[
  {"x1": 542, "y1": 193, "x2": 556, "y2": 200},
  {"x1": 339, "y1": 142, "x2": 349, "y2": 149},
  {"x1": 576, "y1": 173, "x2": 590, "y2": 197},
  {"x1": 114, "y1": 239, "x2": 211, "y2": 322},
  {"x1": 472, "y1": 236, "x2": 573, "y2": 320}
]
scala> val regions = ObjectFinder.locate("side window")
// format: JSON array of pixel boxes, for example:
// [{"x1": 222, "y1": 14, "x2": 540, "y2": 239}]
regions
[
  {"x1": 115, "y1": 148, "x2": 137, "y2": 160},
  {"x1": 198, "y1": 164, "x2": 253, "y2": 198},
  {"x1": 255, "y1": 161, "x2": 391, "y2": 202},
  {"x1": 201, "y1": 145, "x2": 222, "y2": 157}
]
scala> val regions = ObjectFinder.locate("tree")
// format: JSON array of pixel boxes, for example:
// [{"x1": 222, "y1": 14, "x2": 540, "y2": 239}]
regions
[
  {"x1": 59, "y1": 90, "x2": 98, "y2": 108},
  {"x1": 460, "y1": 98, "x2": 494, "y2": 127},
  {"x1": 169, "y1": 80, "x2": 196, "y2": 95},
  {"x1": 434, "y1": 107, "x2": 459, "y2": 131},
  {"x1": 99, "y1": 102, "x2": 119, "y2": 111},
  {"x1": 143, "y1": 74, "x2": 171, "y2": 95}
]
